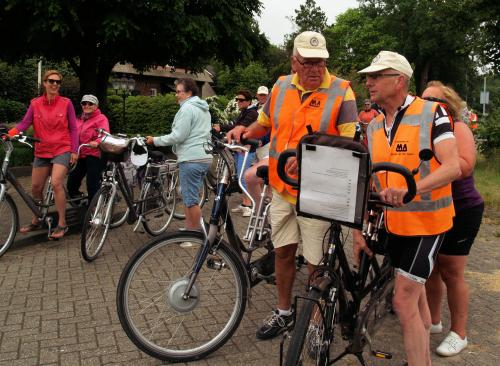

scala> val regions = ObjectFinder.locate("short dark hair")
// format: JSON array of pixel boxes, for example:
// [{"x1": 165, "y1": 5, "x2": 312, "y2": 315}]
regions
[
  {"x1": 175, "y1": 78, "x2": 199, "y2": 96},
  {"x1": 236, "y1": 90, "x2": 252, "y2": 101}
]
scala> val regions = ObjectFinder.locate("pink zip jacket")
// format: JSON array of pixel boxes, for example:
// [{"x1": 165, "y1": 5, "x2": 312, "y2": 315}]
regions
[
  {"x1": 77, "y1": 109, "x2": 110, "y2": 158},
  {"x1": 15, "y1": 94, "x2": 78, "y2": 157}
]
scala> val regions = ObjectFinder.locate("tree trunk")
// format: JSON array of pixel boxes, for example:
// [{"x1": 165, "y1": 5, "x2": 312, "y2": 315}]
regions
[{"x1": 417, "y1": 59, "x2": 431, "y2": 96}]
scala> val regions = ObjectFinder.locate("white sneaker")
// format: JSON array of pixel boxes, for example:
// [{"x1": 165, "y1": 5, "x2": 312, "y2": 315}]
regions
[
  {"x1": 436, "y1": 331, "x2": 468, "y2": 356},
  {"x1": 231, "y1": 204, "x2": 248, "y2": 213},
  {"x1": 241, "y1": 206, "x2": 252, "y2": 217},
  {"x1": 430, "y1": 321, "x2": 443, "y2": 334}
]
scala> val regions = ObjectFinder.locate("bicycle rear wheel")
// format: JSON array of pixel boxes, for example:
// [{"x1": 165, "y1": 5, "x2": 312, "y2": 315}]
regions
[
  {"x1": 81, "y1": 185, "x2": 114, "y2": 262},
  {"x1": 0, "y1": 193, "x2": 19, "y2": 257},
  {"x1": 116, "y1": 231, "x2": 248, "y2": 362},
  {"x1": 109, "y1": 183, "x2": 132, "y2": 228},
  {"x1": 169, "y1": 173, "x2": 208, "y2": 220},
  {"x1": 141, "y1": 179, "x2": 174, "y2": 236},
  {"x1": 285, "y1": 288, "x2": 335, "y2": 366}
]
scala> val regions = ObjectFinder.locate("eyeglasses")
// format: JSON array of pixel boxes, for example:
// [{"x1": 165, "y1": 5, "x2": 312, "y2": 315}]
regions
[
  {"x1": 294, "y1": 57, "x2": 326, "y2": 70},
  {"x1": 46, "y1": 79, "x2": 62, "y2": 85},
  {"x1": 365, "y1": 73, "x2": 401, "y2": 80},
  {"x1": 235, "y1": 98, "x2": 247, "y2": 102},
  {"x1": 81, "y1": 102, "x2": 94, "y2": 107}
]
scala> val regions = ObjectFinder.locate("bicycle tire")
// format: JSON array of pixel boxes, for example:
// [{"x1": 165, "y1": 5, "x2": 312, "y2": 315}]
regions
[
  {"x1": 109, "y1": 184, "x2": 131, "y2": 229},
  {"x1": 116, "y1": 231, "x2": 248, "y2": 362},
  {"x1": 141, "y1": 179, "x2": 174, "y2": 236},
  {"x1": 285, "y1": 288, "x2": 334, "y2": 366},
  {"x1": 0, "y1": 193, "x2": 19, "y2": 257},
  {"x1": 81, "y1": 186, "x2": 114, "y2": 262}
]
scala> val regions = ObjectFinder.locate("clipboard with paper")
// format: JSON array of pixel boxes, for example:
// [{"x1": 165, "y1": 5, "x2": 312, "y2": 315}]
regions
[{"x1": 295, "y1": 133, "x2": 370, "y2": 229}]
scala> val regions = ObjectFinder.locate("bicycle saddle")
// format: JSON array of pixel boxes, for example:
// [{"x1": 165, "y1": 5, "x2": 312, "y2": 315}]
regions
[
  {"x1": 148, "y1": 150, "x2": 165, "y2": 163},
  {"x1": 256, "y1": 165, "x2": 269, "y2": 185}
]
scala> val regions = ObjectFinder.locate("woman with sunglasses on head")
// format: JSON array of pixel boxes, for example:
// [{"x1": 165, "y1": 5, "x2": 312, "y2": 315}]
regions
[
  {"x1": 66, "y1": 95, "x2": 109, "y2": 204},
  {"x1": 8, "y1": 70, "x2": 78, "y2": 239},
  {"x1": 422, "y1": 81, "x2": 484, "y2": 357}
]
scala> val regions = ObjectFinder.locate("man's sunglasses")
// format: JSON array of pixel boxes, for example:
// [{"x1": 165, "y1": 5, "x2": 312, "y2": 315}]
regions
[
  {"x1": 81, "y1": 102, "x2": 94, "y2": 106},
  {"x1": 235, "y1": 98, "x2": 247, "y2": 102},
  {"x1": 46, "y1": 79, "x2": 62, "y2": 85}
]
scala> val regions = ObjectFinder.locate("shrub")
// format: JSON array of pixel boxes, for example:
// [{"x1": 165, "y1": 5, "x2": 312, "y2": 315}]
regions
[
  {"x1": 0, "y1": 98, "x2": 27, "y2": 124},
  {"x1": 0, "y1": 143, "x2": 34, "y2": 167},
  {"x1": 106, "y1": 94, "x2": 179, "y2": 135},
  {"x1": 476, "y1": 107, "x2": 500, "y2": 156}
]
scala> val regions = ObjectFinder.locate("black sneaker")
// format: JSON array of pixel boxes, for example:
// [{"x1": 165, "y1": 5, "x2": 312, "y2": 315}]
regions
[{"x1": 256, "y1": 309, "x2": 294, "y2": 340}]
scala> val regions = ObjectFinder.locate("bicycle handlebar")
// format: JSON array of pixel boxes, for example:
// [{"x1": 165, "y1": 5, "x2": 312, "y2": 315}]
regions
[
  {"x1": 370, "y1": 162, "x2": 416, "y2": 204},
  {"x1": 276, "y1": 149, "x2": 418, "y2": 204}
]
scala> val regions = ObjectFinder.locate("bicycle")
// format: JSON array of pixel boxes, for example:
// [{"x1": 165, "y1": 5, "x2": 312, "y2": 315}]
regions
[
  {"x1": 80, "y1": 130, "x2": 175, "y2": 262},
  {"x1": 116, "y1": 136, "x2": 301, "y2": 362},
  {"x1": 277, "y1": 147, "x2": 427, "y2": 365},
  {"x1": 0, "y1": 129, "x2": 91, "y2": 257}
]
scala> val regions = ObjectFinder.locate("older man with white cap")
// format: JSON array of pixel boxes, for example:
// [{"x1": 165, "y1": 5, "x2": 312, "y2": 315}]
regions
[
  {"x1": 228, "y1": 30, "x2": 358, "y2": 340},
  {"x1": 354, "y1": 51, "x2": 461, "y2": 366}
]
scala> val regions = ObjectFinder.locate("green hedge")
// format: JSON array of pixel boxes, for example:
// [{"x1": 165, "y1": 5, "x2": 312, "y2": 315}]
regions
[
  {"x1": 0, "y1": 98, "x2": 26, "y2": 124},
  {"x1": 0, "y1": 144, "x2": 34, "y2": 167},
  {"x1": 107, "y1": 94, "x2": 179, "y2": 136}
]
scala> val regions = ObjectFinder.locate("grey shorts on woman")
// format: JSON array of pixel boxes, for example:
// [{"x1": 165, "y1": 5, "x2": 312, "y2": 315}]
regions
[{"x1": 33, "y1": 152, "x2": 71, "y2": 169}]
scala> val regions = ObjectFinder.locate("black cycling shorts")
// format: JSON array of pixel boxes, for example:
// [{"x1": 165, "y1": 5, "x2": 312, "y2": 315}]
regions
[
  {"x1": 386, "y1": 233, "x2": 445, "y2": 284},
  {"x1": 439, "y1": 202, "x2": 484, "y2": 256}
]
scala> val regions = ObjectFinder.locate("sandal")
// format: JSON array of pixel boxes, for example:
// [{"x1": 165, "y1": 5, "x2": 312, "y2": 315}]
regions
[
  {"x1": 49, "y1": 225, "x2": 68, "y2": 240},
  {"x1": 20, "y1": 222, "x2": 43, "y2": 234}
]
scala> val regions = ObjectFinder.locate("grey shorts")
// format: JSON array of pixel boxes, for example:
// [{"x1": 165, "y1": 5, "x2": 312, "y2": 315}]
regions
[{"x1": 33, "y1": 152, "x2": 71, "y2": 169}]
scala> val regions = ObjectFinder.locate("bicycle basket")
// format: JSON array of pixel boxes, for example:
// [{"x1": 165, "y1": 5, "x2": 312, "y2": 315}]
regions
[{"x1": 100, "y1": 134, "x2": 130, "y2": 155}]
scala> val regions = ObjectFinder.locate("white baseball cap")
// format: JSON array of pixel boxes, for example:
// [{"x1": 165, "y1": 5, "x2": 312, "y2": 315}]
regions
[
  {"x1": 81, "y1": 94, "x2": 99, "y2": 105},
  {"x1": 358, "y1": 51, "x2": 413, "y2": 78},
  {"x1": 293, "y1": 31, "x2": 329, "y2": 59},
  {"x1": 257, "y1": 86, "x2": 269, "y2": 95}
]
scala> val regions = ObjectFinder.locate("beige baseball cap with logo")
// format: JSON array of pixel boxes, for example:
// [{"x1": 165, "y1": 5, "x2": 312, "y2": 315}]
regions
[
  {"x1": 293, "y1": 31, "x2": 329, "y2": 59},
  {"x1": 358, "y1": 51, "x2": 413, "y2": 78}
]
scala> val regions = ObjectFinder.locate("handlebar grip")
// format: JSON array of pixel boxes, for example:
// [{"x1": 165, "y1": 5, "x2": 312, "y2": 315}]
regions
[
  {"x1": 25, "y1": 136, "x2": 40, "y2": 143},
  {"x1": 240, "y1": 137, "x2": 260, "y2": 148},
  {"x1": 277, "y1": 149, "x2": 298, "y2": 188},
  {"x1": 372, "y1": 162, "x2": 417, "y2": 203}
]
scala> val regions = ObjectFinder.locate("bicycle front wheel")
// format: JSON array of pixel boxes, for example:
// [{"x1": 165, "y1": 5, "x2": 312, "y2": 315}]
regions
[
  {"x1": 141, "y1": 180, "x2": 174, "y2": 236},
  {"x1": 109, "y1": 183, "x2": 132, "y2": 229},
  {"x1": 0, "y1": 193, "x2": 19, "y2": 257},
  {"x1": 116, "y1": 231, "x2": 248, "y2": 362},
  {"x1": 81, "y1": 186, "x2": 114, "y2": 262},
  {"x1": 285, "y1": 288, "x2": 334, "y2": 366}
]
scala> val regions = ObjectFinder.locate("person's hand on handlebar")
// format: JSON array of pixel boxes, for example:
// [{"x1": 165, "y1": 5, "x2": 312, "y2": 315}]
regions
[
  {"x1": 379, "y1": 187, "x2": 407, "y2": 207},
  {"x1": 285, "y1": 156, "x2": 299, "y2": 177},
  {"x1": 352, "y1": 230, "x2": 373, "y2": 265},
  {"x1": 145, "y1": 136, "x2": 154, "y2": 145},
  {"x1": 226, "y1": 126, "x2": 247, "y2": 144},
  {"x1": 89, "y1": 141, "x2": 99, "y2": 148}
]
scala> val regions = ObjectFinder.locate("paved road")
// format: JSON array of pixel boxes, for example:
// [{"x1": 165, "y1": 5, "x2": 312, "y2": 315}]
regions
[{"x1": 0, "y1": 177, "x2": 498, "y2": 365}]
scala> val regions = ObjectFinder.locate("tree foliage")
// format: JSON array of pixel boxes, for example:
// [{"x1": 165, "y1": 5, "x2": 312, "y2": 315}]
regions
[
  {"x1": 213, "y1": 61, "x2": 271, "y2": 97},
  {"x1": 0, "y1": 0, "x2": 266, "y2": 107}
]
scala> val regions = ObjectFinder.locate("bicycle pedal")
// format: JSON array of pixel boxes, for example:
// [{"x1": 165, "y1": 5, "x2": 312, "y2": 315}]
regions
[{"x1": 372, "y1": 350, "x2": 392, "y2": 359}]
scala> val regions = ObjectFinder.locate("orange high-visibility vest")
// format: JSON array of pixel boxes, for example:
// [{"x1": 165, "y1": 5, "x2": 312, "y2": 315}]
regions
[
  {"x1": 470, "y1": 112, "x2": 478, "y2": 130},
  {"x1": 268, "y1": 74, "x2": 350, "y2": 197},
  {"x1": 367, "y1": 97, "x2": 454, "y2": 236}
]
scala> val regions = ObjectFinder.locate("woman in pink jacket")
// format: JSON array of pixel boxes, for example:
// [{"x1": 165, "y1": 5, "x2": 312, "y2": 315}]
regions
[
  {"x1": 9, "y1": 70, "x2": 78, "y2": 239},
  {"x1": 67, "y1": 94, "x2": 109, "y2": 203}
]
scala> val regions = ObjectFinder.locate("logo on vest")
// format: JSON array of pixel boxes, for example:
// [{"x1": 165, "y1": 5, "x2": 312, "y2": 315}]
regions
[
  {"x1": 309, "y1": 99, "x2": 321, "y2": 108},
  {"x1": 395, "y1": 143, "x2": 408, "y2": 152}
]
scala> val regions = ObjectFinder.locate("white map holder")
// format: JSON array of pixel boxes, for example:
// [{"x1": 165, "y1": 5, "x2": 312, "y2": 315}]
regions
[{"x1": 296, "y1": 143, "x2": 369, "y2": 229}]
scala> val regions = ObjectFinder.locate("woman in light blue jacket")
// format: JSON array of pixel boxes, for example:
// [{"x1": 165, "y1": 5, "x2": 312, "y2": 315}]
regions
[{"x1": 146, "y1": 78, "x2": 212, "y2": 230}]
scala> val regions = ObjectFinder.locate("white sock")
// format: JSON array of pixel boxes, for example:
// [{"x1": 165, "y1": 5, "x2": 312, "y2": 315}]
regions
[{"x1": 277, "y1": 308, "x2": 292, "y2": 316}]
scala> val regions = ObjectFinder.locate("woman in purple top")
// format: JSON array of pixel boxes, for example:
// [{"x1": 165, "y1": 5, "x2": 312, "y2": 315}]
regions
[
  {"x1": 8, "y1": 70, "x2": 78, "y2": 239},
  {"x1": 422, "y1": 81, "x2": 484, "y2": 357}
]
